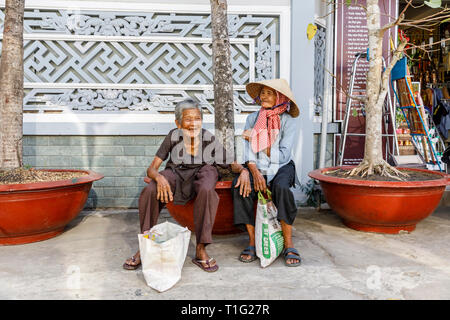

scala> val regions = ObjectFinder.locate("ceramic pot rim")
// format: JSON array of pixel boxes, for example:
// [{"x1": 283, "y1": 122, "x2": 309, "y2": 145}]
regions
[
  {"x1": 143, "y1": 176, "x2": 233, "y2": 189},
  {"x1": 0, "y1": 169, "x2": 104, "y2": 192},
  {"x1": 308, "y1": 166, "x2": 449, "y2": 188},
  {"x1": 215, "y1": 180, "x2": 232, "y2": 189}
]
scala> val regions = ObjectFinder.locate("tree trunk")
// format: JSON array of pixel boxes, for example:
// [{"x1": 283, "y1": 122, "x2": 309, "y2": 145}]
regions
[
  {"x1": 210, "y1": 0, "x2": 235, "y2": 164},
  {"x1": 0, "y1": 0, "x2": 24, "y2": 169},
  {"x1": 348, "y1": 0, "x2": 406, "y2": 179},
  {"x1": 364, "y1": 0, "x2": 384, "y2": 169}
]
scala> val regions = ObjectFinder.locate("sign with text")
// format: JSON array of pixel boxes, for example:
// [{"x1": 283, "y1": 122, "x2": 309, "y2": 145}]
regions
[
  {"x1": 334, "y1": 134, "x2": 396, "y2": 166},
  {"x1": 334, "y1": 0, "x2": 398, "y2": 165}
]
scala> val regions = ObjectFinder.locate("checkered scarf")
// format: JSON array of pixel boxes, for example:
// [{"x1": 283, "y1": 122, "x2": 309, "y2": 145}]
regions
[{"x1": 250, "y1": 92, "x2": 290, "y2": 153}]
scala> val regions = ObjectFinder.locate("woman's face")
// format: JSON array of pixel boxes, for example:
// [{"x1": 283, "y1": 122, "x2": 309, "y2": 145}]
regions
[
  {"x1": 176, "y1": 108, "x2": 202, "y2": 139},
  {"x1": 259, "y1": 86, "x2": 277, "y2": 109}
]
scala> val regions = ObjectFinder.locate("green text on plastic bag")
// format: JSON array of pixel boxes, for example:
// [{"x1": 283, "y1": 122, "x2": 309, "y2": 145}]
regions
[
  {"x1": 262, "y1": 223, "x2": 270, "y2": 259},
  {"x1": 271, "y1": 231, "x2": 284, "y2": 257}
]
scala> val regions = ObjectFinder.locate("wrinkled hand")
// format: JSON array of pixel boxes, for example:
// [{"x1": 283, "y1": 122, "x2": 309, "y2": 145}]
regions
[
  {"x1": 234, "y1": 168, "x2": 252, "y2": 197},
  {"x1": 155, "y1": 174, "x2": 173, "y2": 203},
  {"x1": 251, "y1": 169, "x2": 267, "y2": 193}
]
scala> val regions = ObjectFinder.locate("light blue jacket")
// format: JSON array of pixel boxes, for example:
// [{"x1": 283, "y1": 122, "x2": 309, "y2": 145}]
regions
[{"x1": 243, "y1": 110, "x2": 300, "y2": 185}]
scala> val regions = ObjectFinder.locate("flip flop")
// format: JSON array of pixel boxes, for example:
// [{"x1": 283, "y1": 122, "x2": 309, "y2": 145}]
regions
[
  {"x1": 283, "y1": 248, "x2": 302, "y2": 267},
  {"x1": 239, "y1": 245, "x2": 257, "y2": 263},
  {"x1": 123, "y1": 256, "x2": 141, "y2": 270},
  {"x1": 192, "y1": 257, "x2": 219, "y2": 272}
]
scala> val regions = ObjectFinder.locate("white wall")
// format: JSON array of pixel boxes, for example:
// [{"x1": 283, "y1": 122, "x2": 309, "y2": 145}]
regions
[
  {"x1": 73, "y1": 0, "x2": 291, "y2": 6},
  {"x1": 291, "y1": 0, "x2": 316, "y2": 190}
]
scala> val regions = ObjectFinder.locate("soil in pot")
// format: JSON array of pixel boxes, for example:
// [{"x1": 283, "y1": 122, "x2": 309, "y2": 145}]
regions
[
  {"x1": 324, "y1": 168, "x2": 442, "y2": 182},
  {"x1": 0, "y1": 167, "x2": 88, "y2": 185}
]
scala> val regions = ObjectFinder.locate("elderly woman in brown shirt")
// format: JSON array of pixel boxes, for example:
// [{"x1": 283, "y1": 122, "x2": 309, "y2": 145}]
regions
[{"x1": 123, "y1": 99, "x2": 228, "y2": 272}]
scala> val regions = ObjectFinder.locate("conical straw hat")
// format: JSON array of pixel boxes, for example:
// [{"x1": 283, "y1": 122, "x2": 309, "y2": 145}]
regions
[{"x1": 245, "y1": 78, "x2": 299, "y2": 118}]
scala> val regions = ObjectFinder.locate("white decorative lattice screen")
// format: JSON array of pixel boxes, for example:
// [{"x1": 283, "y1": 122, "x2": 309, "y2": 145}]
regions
[{"x1": 0, "y1": 5, "x2": 282, "y2": 115}]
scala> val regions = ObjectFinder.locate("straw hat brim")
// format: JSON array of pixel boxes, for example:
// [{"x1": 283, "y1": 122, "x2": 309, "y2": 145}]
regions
[{"x1": 245, "y1": 79, "x2": 299, "y2": 118}]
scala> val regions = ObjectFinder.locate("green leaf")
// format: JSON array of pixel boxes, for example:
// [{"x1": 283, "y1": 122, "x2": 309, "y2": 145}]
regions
[
  {"x1": 345, "y1": 0, "x2": 352, "y2": 6},
  {"x1": 424, "y1": 0, "x2": 442, "y2": 9}
]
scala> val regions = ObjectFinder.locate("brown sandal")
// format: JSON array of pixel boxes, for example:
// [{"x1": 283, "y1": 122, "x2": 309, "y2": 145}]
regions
[
  {"x1": 123, "y1": 255, "x2": 141, "y2": 270},
  {"x1": 192, "y1": 257, "x2": 219, "y2": 272}
]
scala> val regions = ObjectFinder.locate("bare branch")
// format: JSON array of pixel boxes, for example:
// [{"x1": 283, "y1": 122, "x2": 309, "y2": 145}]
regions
[
  {"x1": 316, "y1": 0, "x2": 367, "y2": 20},
  {"x1": 405, "y1": 38, "x2": 450, "y2": 51},
  {"x1": 380, "y1": 0, "x2": 412, "y2": 32},
  {"x1": 408, "y1": 2, "x2": 425, "y2": 9},
  {"x1": 325, "y1": 68, "x2": 368, "y2": 104},
  {"x1": 375, "y1": 39, "x2": 408, "y2": 109},
  {"x1": 399, "y1": 23, "x2": 435, "y2": 32},
  {"x1": 402, "y1": 38, "x2": 450, "y2": 61},
  {"x1": 399, "y1": 8, "x2": 450, "y2": 27}
]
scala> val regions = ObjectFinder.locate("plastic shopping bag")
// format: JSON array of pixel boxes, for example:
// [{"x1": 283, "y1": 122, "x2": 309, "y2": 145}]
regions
[
  {"x1": 255, "y1": 190, "x2": 284, "y2": 268},
  {"x1": 138, "y1": 221, "x2": 191, "y2": 292}
]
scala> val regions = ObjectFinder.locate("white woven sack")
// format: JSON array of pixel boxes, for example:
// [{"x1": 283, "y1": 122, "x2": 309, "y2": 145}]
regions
[
  {"x1": 255, "y1": 191, "x2": 284, "y2": 268},
  {"x1": 138, "y1": 221, "x2": 191, "y2": 292}
]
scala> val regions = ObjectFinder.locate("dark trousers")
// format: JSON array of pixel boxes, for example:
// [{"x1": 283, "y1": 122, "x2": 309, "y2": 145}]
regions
[
  {"x1": 232, "y1": 160, "x2": 297, "y2": 228},
  {"x1": 138, "y1": 164, "x2": 219, "y2": 245}
]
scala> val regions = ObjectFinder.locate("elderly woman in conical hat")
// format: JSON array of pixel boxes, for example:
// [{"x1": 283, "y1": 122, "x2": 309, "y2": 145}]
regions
[{"x1": 231, "y1": 78, "x2": 302, "y2": 267}]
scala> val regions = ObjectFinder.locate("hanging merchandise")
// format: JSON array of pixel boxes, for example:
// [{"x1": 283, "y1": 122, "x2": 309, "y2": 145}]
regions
[
  {"x1": 397, "y1": 3, "x2": 450, "y2": 161},
  {"x1": 392, "y1": 56, "x2": 447, "y2": 171}
]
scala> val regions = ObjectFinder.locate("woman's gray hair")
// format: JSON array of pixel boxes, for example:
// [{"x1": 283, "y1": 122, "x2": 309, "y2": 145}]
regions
[{"x1": 174, "y1": 98, "x2": 203, "y2": 122}]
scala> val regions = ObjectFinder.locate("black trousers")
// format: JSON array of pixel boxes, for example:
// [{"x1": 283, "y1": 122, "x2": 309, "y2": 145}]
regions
[{"x1": 232, "y1": 160, "x2": 297, "y2": 229}]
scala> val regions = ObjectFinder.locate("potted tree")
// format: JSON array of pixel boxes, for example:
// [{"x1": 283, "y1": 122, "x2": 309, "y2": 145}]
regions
[
  {"x1": 0, "y1": 0, "x2": 103, "y2": 245},
  {"x1": 309, "y1": 0, "x2": 449, "y2": 234}
]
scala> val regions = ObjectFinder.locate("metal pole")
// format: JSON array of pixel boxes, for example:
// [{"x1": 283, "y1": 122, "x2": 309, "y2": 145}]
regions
[
  {"x1": 338, "y1": 53, "x2": 361, "y2": 166},
  {"x1": 319, "y1": 6, "x2": 334, "y2": 169}
]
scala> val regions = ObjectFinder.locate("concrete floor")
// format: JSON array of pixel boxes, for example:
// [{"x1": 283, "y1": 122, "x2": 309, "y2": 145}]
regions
[{"x1": 1, "y1": 206, "x2": 449, "y2": 300}]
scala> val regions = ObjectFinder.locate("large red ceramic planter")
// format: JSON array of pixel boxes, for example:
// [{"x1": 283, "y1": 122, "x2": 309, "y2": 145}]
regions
[
  {"x1": 309, "y1": 166, "x2": 449, "y2": 234},
  {"x1": 144, "y1": 178, "x2": 242, "y2": 234},
  {"x1": 167, "y1": 180, "x2": 243, "y2": 235},
  {"x1": 0, "y1": 169, "x2": 104, "y2": 245}
]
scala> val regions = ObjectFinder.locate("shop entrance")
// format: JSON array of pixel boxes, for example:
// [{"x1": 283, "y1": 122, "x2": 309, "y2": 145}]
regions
[{"x1": 396, "y1": 0, "x2": 450, "y2": 171}]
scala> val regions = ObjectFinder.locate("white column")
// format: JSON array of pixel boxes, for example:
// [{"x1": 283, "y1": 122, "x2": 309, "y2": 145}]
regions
[{"x1": 291, "y1": 0, "x2": 315, "y2": 196}]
